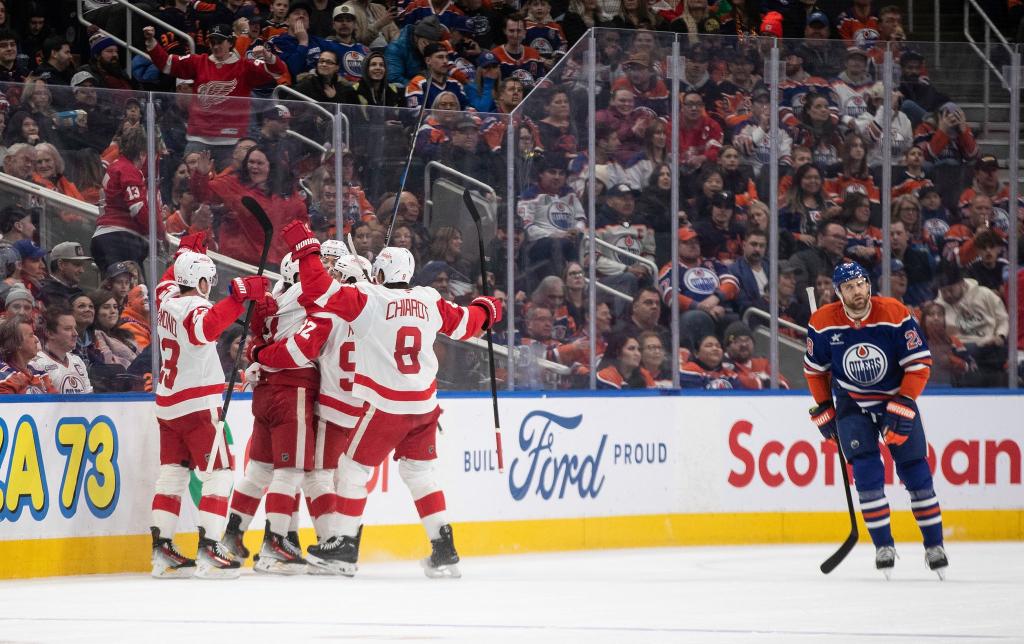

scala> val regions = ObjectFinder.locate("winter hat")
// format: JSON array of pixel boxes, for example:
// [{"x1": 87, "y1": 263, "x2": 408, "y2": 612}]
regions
[
  {"x1": 4, "y1": 285, "x2": 34, "y2": 308},
  {"x1": 413, "y1": 16, "x2": 444, "y2": 42},
  {"x1": 90, "y1": 31, "x2": 117, "y2": 58},
  {"x1": 760, "y1": 11, "x2": 783, "y2": 37}
]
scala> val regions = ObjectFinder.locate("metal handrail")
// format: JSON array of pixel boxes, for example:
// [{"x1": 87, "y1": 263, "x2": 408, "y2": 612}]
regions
[
  {"x1": 583, "y1": 234, "x2": 658, "y2": 275},
  {"x1": 963, "y1": 0, "x2": 1015, "y2": 136},
  {"x1": 165, "y1": 234, "x2": 283, "y2": 281},
  {"x1": 584, "y1": 277, "x2": 632, "y2": 303},
  {"x1": 741, "y1": 306, "x2": 807, "y2": 339},
  {"x1": 272, "y1": 85, "x2": 350, "y2": 145},
  {"x1": 77, "y1": 0, "x2": 196, "y2": 72},
  {"x1": 0, "y1": 173, "x2": 98, "y2": 216},
  {"x1": 423, "y1": 161, "x2": 496, "y2": 224},
  {"x1": 458, "y1": 335, "x2": 572, "y2": 376},
  {"x1": 286, "y1": 129, "x2": 327, "y2": 153}
]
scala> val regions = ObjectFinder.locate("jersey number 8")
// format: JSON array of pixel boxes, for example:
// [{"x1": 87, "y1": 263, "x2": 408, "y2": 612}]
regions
[{"x1": 394, "y1": 326, "x2": 422, "y2": 375}]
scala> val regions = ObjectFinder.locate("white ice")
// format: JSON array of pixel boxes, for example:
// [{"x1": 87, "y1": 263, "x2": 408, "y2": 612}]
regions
[{"x1": 0, "y1": 543, "x2": 1021, "y2": 643}]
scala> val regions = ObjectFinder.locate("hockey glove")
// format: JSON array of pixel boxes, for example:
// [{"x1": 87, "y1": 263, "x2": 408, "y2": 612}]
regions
[
  {"x1": 470, "y1": 296, "x2": 503, "y2": 330},
  {"x1": 881, "y1": 395, "x2": 917, "y2": 446},
  {"x1": 229, "y1": 276, "x2": 271, "y2": 303},
  {"x1": 177, "y1": 231, "x2": 208, "y2": 256},
  {"x1": 809, "y1": 400, "x2": 838, "y2": 441},
  {"x1": 246, "y1": 338, "x2": 266, "y2": 364},
  {"x1": 249, "y1": 293, "x2": 278, "y2": 335},
  {"x1": 281, "y1": 221, "x2": 321, "y2": 259}
]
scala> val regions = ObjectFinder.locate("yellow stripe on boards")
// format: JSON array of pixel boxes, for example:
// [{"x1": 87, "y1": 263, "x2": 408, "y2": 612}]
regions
[{"x1": 1, "y1": 510, "x2": 1020, "y2": 579}]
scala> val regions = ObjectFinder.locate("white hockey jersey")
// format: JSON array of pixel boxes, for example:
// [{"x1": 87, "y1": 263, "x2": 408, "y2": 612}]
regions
[
  {"x1": 254, "y1": 283, "x2": 319, "y2": 388},
  {"x1": 154, "y1": 271, "x2": 243, "y2": 420},
  {"x1": 30, "y1": 350, "x2": 92, "y2": 394}
]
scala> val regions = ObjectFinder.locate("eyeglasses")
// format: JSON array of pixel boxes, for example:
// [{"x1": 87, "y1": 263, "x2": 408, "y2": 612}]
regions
[{"x1": 567, "y1": 270, "x2": 584, "y2": 277}]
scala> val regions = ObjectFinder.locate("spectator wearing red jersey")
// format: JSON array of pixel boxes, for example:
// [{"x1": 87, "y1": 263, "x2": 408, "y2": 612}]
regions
[
  {"x1": 143, "y1": 23, "x2": 287, "y2": 170},
  {"x1": 596, "y1": 333, "x2": 654, "y2": 390},
  {"x1": 913, "y1": 102, "x2": 978, "y2": 166},
  {"x1": 676, "y1": 90, "x2": 723, "y2": 175},
  {"x1": 189, "y1": 147, "x2": 309, "y2": 266},
  {"x1": 837, "y1": 0, "x2": 880, "y2": 46}
]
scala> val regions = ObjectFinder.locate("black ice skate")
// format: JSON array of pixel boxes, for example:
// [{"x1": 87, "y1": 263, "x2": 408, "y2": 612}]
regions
[
  {"x1": 306, "y1": 526, "x2": 361, "y2": 577},
  {"x1": 925, "y1": 545, "x2": 948, "y2": 580},
  {"x1": 221, "y1": 513, "x2": 249, "y2": 560},
  {"x1": 875, "y1": 545, "x2": 897, "y2": 580},
  {"x1": 421, "y1": 524, "x2": 461, "y2": 579},
  {"x1": 150, "y1": 527, "x2": 195, "y2": 579},
  {"x1": 254, "y1": 523, "x2": 308, "y2": 575},
  {"x1": 195, "y1": 527, "x2": 241, "y2": 580}
]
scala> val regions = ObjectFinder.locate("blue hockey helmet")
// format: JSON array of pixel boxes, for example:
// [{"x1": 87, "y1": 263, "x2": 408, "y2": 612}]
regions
[{"x1": 832, "y1": 261, "x2": 870, "y2": 294}]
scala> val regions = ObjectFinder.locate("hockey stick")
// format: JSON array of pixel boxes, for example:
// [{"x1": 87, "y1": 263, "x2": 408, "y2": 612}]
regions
[
  {"x1": 461, "y1": 189, "x2": 505, "y2": 473},
  {"x1": 806, "y1": 286, "x2": 859, "y2": 573},
  {"x1": 384, "y1": 95, "x2": 430, "y2": 246},
  {"x1": 205, "y1": 196, "x2": 274, "y2": 474}
]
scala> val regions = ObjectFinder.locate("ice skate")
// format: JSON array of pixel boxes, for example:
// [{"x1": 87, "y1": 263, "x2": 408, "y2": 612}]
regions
[
  {"x1": 150, "y1": 527, "x2": 195, "y2": 579},
  {"x1": 925, "y1": 545, "x2": 948, "y2": 580},
  {"x1": 875, "y1": 546, "x2": 897, "y2": 580},
  {"x1": 306, "y1": 527, "x2": 360, "y2": 576},
  {"x1": 421, "y1": 524, "x2": 461, "y2": 579},
  {"x1": 195, "y1": 528, "x2": 241, "y2": 580},
  {"x1": 254, "y1": 525, "x2": 308, "y2": 575},
  {"x1": 221, "y1": 513, "x2": 249, "y2": 560}
]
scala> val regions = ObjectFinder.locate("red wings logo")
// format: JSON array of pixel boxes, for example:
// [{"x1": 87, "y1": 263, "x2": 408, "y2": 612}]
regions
[{"x1": 196, "y1": 79, "x2": 239, "y2": 109}]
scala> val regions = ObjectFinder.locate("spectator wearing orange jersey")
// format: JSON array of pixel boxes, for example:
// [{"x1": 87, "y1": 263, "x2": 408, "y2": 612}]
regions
[
  {"x1": 723, "y1": 321, "x2": 788, "y2": 389},
  {"x1": 596, "y1": 333, "x2": 654, "y2": 390},
  {"x1": 679, "y1": 334, "x2": 742, "y2": 389}
]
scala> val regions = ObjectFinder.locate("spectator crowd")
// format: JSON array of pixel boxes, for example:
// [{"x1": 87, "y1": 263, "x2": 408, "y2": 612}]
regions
[{"x1": 0, "y1": 0, "x2": 1018, "y2": 393}]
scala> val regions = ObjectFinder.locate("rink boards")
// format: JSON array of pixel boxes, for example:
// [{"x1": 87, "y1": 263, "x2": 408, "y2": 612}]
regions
[{"x1": 0, "y1": 391, "x2": 1020, "y2": 578}]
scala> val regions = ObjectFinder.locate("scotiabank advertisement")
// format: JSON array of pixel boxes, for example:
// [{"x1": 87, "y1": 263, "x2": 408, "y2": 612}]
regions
[{"x1": 0, "y1": 393, "x2": 1020, "y2": 543}]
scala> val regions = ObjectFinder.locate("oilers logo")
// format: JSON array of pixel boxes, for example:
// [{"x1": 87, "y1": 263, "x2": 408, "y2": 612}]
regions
[
  {"x1": 842, "y1": 343, "x2": 887, "y2": 386},
  {"x1": 464, "y1": 15, "x2": 491, "y2": 37},
  {"x1": 853, "y1": 29, "x2": 880, "y2": 50},
  {"x1": 683, "y1": 267, "x2": 720, "y2": 296},
  {"x1": 843, "y1": 93, "x2": 867, "y2": 118},
  {"x1": 923, "y1": 217, "x2": 949, "y2": 240},
  {"x1": 706, "y1": 377, "x2": 734, "y2": 390},
  {"x1": 343, "y1": 50, "x2": 365, "y2": 80},
  {"x1": 530, "y1": 37, "x2": 554, "y2": 56},
  {"x1": 511, "y1": 68, "x2": 537, "y2": 87},
  {"x1": 546, "y1": 200, "x2": 574, "y2": 230}
]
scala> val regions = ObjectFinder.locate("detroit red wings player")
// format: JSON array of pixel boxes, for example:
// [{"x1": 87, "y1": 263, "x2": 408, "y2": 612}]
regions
[
  {"x1": 278, "y1": 221, "x2": 501, "y2": 577},
  {"x1": 150, "y1": 233, "x2": 269, "y2": 579}
]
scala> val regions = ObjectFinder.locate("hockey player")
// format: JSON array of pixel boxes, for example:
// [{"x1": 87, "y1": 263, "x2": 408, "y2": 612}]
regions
[
  {"x1": 251, "y1": 253, "x2": 372, "y2": 574},
  {"x1": 804, "y1": 261, "x2": 948, "y2": 579},
  {"x1": 150, "y1": 233, "x2": 269, "y2": 580},
  {"x1": 279, "y1": 221, "x2": 501, "y2": 577}
]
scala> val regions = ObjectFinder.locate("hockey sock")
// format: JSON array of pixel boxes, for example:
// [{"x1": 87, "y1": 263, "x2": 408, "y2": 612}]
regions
[
  {"x1": 851, "y1": 456, "x2": 894, "y2": 548},
  {"x1": 897, "y1": 459, "x2": 944, "y2": 547},
  {"x1": 195, "y1": 468, "x2": 234, "y2": 538},
  {"x1": 229, "y1": 459, "x2": 272, "y2": 531},
  {"x1": 303, "y1": 469, "x2": 339, "y2": 540},
  {"x1": 151, "y1": 464, "x2": 190, "y2": 537},
  {"x1": 266, "y1": 468, "x2": 304, "y2": 536},
  {"x1": 336, "y1": 455, "x2": 372, "y2": 538},
  {"x1": 288, "y1": 493, "x2": 301, "y2": 533},
  {"x1": 399, "y1": 458, "x2": 447, "y2": 540}
]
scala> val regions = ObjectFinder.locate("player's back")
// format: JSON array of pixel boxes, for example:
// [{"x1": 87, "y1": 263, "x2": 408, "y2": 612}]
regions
[
  {"x1": 312, "y1": 310, "x2": 363, "y2": 427},
  {"x1": 155, "y1": 292, "x2": 226, "y2": 420},
  {"x1": 348, "y1": 283, "x2": 446, "y2": 415}
]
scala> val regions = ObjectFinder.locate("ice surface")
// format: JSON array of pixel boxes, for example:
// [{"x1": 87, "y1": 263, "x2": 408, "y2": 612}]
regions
[{"x1": 0, "y1": 543, "x2": 1021, "y2": 643}]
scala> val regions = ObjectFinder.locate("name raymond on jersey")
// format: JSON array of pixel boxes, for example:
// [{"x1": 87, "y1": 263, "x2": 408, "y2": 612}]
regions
[
  {"x1": 158, "y1": 308, "x2": 178, "y2": 335},
  {"x1": 385, "y1": 298, "x2": 429, "y2": 321}
]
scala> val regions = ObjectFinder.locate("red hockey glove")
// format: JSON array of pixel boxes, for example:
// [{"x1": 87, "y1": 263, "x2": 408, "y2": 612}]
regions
[
  {"x1": 281, "y1": 221, "x2": 320, "y2": 259},
  {"x1": 809, "y1": 400, "x2": 838, "y2": 442},
  {"x1": 249, "y1": 293, "x2": 278, "y2": 335},
  {"x1": 246, "y1": 338, "x2": 266, "y2": 364},
  {"x1": 882, "y1": 395, "x2": 917, "y2": 446},
  {"x1": 229, "y1": 276, "x2": 270, "y2": 303},
  {"x1": 177, "y1": 231, "x2": 208, "y2": 256},
  {"x1": 470, "y1": 295, "x2": 503, "y2": 330}
]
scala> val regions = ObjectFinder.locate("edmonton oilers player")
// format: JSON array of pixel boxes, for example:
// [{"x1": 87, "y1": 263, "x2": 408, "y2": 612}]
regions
[{"x1": 804, "y1": 262, "x2": 948, "y2": 579}]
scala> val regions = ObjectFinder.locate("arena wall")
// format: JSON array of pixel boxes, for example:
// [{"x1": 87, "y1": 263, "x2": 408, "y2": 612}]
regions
[{"x1": 0, "y1": 391, "x2": 1020, "y2": 578}]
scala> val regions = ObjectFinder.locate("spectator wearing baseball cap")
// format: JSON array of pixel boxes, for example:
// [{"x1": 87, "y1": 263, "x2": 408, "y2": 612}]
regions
[
  {"x1": 465, "y1": 50, "x2": 500, "y2": 112},
  {"x1": 694, "y1": 190, "x2": 744, "y2": 264},
  {"x1": 101, "y1": 261, "x2": 138, "y2": 311},
  {"x1": 799, "y1": 11, "x2": 845, "y2": 78},
  {"x1": 405, "y1": 42, "x2": 469, "y2": 110},
  {"x1": 39, "y1": 241, "x2": 92, "y2": 305},
  {"x1": 12, "y1": 239, "x2": 46, "y2": 302},
  {"x1": 0, "y1": 206, "x2": 36, "y2": 249},
  {"x1": 610, "y1": 50, "x2": 670, "y2": 116},
  {"x1": 958, "y1": 154, "x2": 1023, "y2": 224},
  {"x1": 326, "y1": 5, "x2": 371, "y2": 83},
  {"x1": 723, "y1": 320, "x2": 787, "y2": 389}
]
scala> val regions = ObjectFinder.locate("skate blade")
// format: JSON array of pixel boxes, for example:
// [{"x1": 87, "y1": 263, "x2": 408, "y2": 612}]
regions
[
  {"x1": 932, "y1": 566, "x2": 947, "y2": 581},
  {"x1": 881, "y1": 568, "x2": 893, "y2": 581},
  {"x1": 194, "y1": 566, "x2": 241, "y2": 580},
  {"x1": 253, "y1": 559, "x2": 308, "y2": 576},
  {"x1": 421, "y1": 559, "x2": 461, "y2": 579},
  {"x1": 151, "y1": 565, "x2": 195, "y2": 579},
  {"x1": 305, "y1": 555, "x2": 357, "y2": 576}
]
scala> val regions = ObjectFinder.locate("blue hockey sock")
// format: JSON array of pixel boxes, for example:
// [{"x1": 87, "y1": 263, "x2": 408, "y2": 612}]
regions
[
  {"x1": 851, "y1": 456, "x2": 893, "y2": 548},
  {"x1": 897, "y1": 459, "x2": 944, "y2": 548}
]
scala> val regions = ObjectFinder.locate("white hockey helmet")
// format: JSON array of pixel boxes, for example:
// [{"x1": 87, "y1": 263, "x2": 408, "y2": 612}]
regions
[
  {"x1": 372, "y1": 247, "x2": 415, "y2": 285},
  {"x1": 279, "y1": 252, "x2": 300, "y2": 285},
  {"x1": 173, "y1": 251, "x2": 217, "y2": 297},
  {"x1": 332, "y1": 254, "x2": 372, "y2": 283},
  {"x1": 321, "y1": 239, "x2": 350, "y2": 260}
]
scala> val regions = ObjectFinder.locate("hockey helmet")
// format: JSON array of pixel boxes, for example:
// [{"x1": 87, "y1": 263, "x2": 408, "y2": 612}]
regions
[
  {"x1": 372, "y1": 247, "x2": 415, "y2": 285},
  {"x1": 832, "y1": 261, "x2": 870, "y2": 295},
  {"x1": 279, "y1": 252, "x2": 299, "y2": 285},
  {"x1": 173, "y1": 251, "x2": 217, "y2": 297},
  {"x1": 321, "y1": 238, "x2": 350, "y2": 260},
  {"x1": 332, "y1": 254, "x2": 372, "y2": 283}
]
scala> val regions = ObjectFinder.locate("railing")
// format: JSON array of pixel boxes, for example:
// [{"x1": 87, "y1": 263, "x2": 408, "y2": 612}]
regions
[
  {"x1": 964, "y1": 0, "x2": 1015, "y2": 135},
  {"x1": 423, "y1": 161, "x2": 497, "y2": 226},
  {"x1": 583, "y1": 234, "x2": 659, "y2": 276},
  {"x1": 271, "y1": 85, "x2": 350, "y2": 147},
  {"x1": 0, "y1": 173, "x2": 99, "y2": 218},
  {"x1": 585, "y1": 278, "x2": 633, "y2": 304},
  {"x1": 77, "y1": 0, "x2": 196, "y2": 73},
  {"x1": 742, "y1": 307, "x2": 807, "y2": 339}
]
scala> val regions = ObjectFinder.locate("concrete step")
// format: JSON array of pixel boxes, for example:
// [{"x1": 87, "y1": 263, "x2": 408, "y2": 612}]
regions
[{"x1": 961, "y1": 103, "x2": 1013, "y2": 123}]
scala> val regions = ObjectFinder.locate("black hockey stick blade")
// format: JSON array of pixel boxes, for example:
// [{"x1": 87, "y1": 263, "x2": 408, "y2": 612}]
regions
[
  {"x1": 820, "y1": 446, "x2": 859, "y2": 574},
  {"x1": 461, "y1": 188, "x2": 484, "y2": 224}
]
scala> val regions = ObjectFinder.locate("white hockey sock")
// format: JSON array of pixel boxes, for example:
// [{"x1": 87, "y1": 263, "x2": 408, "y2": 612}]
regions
[
  {"x1": 151, "y1": 464, "x2": 189, "y2": 537},
  {"x1": 195, "y1": 468, "x2": 233, "y2": 539},
  {"x1": 229, "y1": 459, "x2": 272, "y2": 531},
  {"x1": 266, "y1": 468, "x2": 304, "y2": 536},
  {"x1": 336, "y1": 455, "x2": 372, "y2": 538},
  {"x1": 303, "y1": 469, "x2": 338, "y2": 540},
  {"x1": 399, "y1": 458, "x2": 447, "y2": 540}
]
